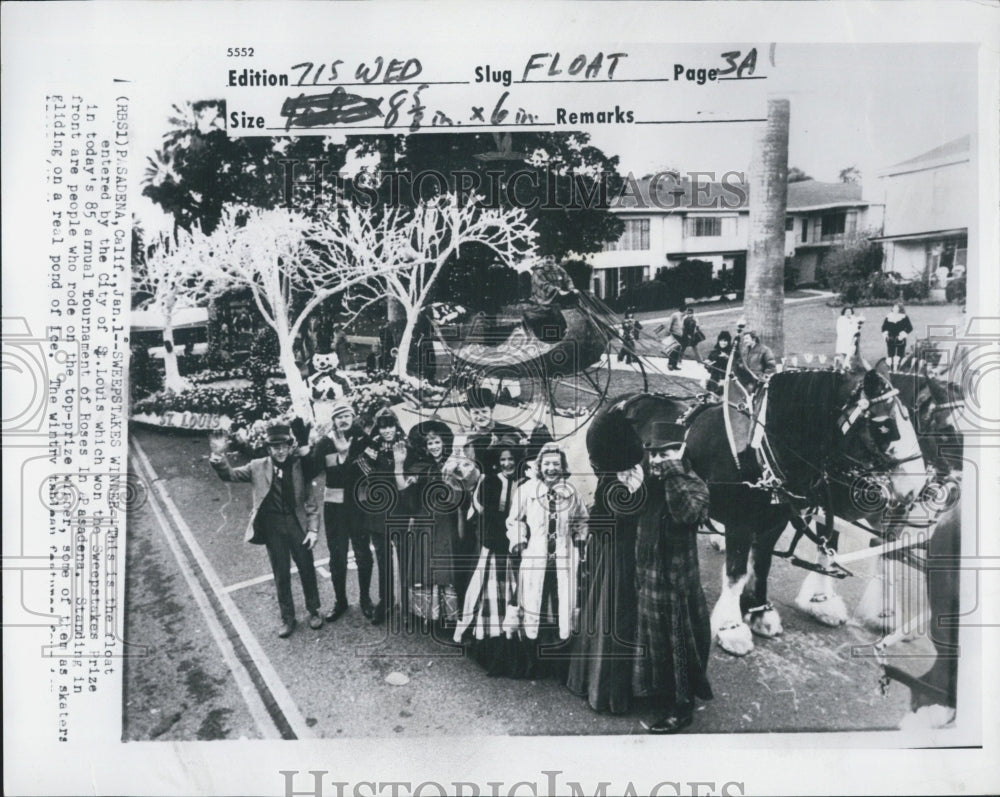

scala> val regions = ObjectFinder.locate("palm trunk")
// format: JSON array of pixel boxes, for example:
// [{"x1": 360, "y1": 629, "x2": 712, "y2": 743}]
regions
[{"x1": 745, "y1": 98, "x2": 790, "y2": 357}]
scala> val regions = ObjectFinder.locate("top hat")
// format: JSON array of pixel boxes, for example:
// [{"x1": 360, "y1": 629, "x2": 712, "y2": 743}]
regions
[
  {"x1": 266, "y1": 424, "x2": 295, "y2": 445},
  {"x1": 466, "y1": 386, "x2": 497, "y2": 409},
  {"x1": 642, "y1": 421, "x2": 687, "y2": 450}
]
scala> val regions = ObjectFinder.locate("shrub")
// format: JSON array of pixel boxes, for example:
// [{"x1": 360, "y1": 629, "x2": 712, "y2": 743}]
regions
[
  {"x1": 946, "y1": 274, "x2": 966, "y2": 304},
  {"x1": 901, "y1": 277, "x2": 930, "y2": 302},
  {"x1": 244, "y1": 327, "x2": 280, "y2": 394},
  {"x1": 784, "y1": 257, "x2": 798, "y2": 291},
  {"x1": 823, "y1": 231, "x2": 884, "y2": 302},
  {"x1": 129, "y1": 345, "x2": 162, "y2": 399},
  {"x1": 657, "y1": 259, "x2": 714, "y2": 303},
  {"x1": 204, "y1": 336, "x2": 234, "y2": 370},
  {"x1": 620, "y1": 279, "x2": 671, "y2": 312}
]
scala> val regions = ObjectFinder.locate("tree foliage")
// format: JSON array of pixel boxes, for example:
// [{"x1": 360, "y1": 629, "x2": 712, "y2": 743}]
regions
[
  {"x1": 822, "y1": 230, "x2": 887, "y2": 303},
  {"x1": 787, "y1": 166, "x2": 813, "y2": 183},
  {"x1": 143, "y1": 100, "x2": 351, "y2": 233}
]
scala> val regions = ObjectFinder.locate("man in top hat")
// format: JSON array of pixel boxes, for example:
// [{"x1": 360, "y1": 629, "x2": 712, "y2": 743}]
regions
[
  {"x1": 210, "y1": 423, "x2": 324, "y2": 638},
  {"x1": 632, "y1": 421, "x2": 713, "y2": 733},
  {"x1": 310, "y1": 398, "x2": 374, "y2": 622},
  {"x1": 464, "y1": 386, "x2": 524, "y2": 469}
]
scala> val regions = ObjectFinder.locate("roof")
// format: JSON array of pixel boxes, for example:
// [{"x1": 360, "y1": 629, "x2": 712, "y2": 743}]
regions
[
  {"x1": 881, "y1": 135, "x2": 971, "y2": 176},
  {"x1": 786, "y1": 180, "x2": 867, "y2": 211},
  {"x1": 612, "y1": 176, "x2": 748, "y2": 212},
  {"x1": 611, "y1": 176, "x2": 868, "y2": 213},
  {"x1": 871, "y1": 227, "x2": 967, "y2": 244},
  {"x1": 131, "y1": 306, "x2": 209, "y2": 331}
]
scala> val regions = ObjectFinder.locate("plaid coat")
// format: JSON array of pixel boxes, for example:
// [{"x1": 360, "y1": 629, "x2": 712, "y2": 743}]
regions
[{"x1": 633, "y1": 460, "x2": 714, "y2": 708}]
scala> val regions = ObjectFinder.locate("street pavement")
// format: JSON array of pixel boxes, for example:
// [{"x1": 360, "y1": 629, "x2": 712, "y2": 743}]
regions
[{"x1": 124, "y1": 423, "x2": 921, "y2": 740}]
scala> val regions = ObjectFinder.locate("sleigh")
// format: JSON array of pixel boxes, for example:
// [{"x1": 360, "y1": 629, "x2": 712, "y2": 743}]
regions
[{"x1": 450, "y1": 306, "x2": 609, "y2": 379}]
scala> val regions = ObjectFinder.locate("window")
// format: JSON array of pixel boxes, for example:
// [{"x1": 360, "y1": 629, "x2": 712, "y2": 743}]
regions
[
  {"x1": 785, "y1": 216, "x2": 794, "y2": 231},
  {"x1": 801, "y1": 218, "x2": 808, "y2": 242},
  {"x1": 604, "y1": 218, "x2": 650, "y2": 251},
  {"x1": 687, "y1": 217, "x2": 722, "y2": 237},
  {"x1": 821, "y1": 212, "x2": 847, "y2": 239}
]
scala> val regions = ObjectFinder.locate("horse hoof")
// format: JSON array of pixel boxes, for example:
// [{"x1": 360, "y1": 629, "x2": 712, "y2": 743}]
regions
[
  {"x1": 898, "y1": 705, "x2": 956, "y2": 731},
  {"x1": 796, "y1": 593, "x2": 848, "y2": 627},
  {"x1": 747, "y1": 609, "x2": 784, "y2": 638},
  {"x1": 716, "y1": 622, "x2": 754, "y2": 656},
  {"x1": 857, "y1": 610, "x2": 896, "y2": 636}
]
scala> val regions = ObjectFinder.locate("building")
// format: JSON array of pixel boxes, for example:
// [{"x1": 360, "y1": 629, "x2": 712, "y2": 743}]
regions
[
  {"x1": 784, "y1": 180, "x2": 881, "y2": 285},
  {"x1": 586, "y1": 174, "x2": 881, "y2": 300},
  {"x1": 874, "y1": 135, "x2": 971, "y2": 281}
]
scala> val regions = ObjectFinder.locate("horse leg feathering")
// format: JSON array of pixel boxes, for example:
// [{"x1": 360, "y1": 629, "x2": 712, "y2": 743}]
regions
[
  {"x1": 712, "y1": 543, "x2": 754, "y2": 656},
  {"x1": 794, "y1": 545, "x2": 848, "y2": 627}
]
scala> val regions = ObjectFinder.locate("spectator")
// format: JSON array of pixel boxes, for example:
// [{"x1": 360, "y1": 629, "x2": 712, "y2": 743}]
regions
[
  {"x1": 664, "y1": 304, "x2": 687, "y2": 370},
  {"x1": 881, "y1": 302, "x2": 914, "y2": 372},
  {"x1": 618, "y1": 308, "x2": 643, "y2": 365},
  {"x1": 705, "y1": 331, "x2": 734, "y2": 395},
  {"x1": 835, "y1": 306, "x2": 864, "y2": 369},
  {"x1": 679, "y1": 307, "x2": 705, "y2": 364},
  {"x1": 737, "y1": 330, "x2": 777, "y2": 388}
]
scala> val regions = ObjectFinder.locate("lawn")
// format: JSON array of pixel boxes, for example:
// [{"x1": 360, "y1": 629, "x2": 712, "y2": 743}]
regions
[{"x1": 637, "y1": 300, "x2": 966, "y2": 368}]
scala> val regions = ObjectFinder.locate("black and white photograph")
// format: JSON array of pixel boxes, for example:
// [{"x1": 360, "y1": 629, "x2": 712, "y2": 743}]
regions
[{"x1": 3, "y1": 3, "x2": 999, "y2": 796}]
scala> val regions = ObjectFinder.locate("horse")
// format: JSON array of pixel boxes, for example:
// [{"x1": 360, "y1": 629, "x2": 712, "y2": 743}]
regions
[
  {"x1": 891, "y1": 502, "x2": 961, "y2": 729},
  {"x1": 603, "y1": 363, "x2": 928, "y2": 656}
]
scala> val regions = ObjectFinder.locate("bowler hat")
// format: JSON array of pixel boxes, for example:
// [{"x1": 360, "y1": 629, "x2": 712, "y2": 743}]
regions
[
  {"x1": 587, "y1": 410, "x2": 645, "y2": 472},
  {"x1": 266, "y1": 424, "x2": 295, "y2": 445},
  {"x1": 642, "y1": 421, "x2": 687, "y2": 450}
]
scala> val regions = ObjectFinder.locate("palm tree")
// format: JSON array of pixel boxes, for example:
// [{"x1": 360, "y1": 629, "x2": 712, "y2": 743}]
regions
[{"x1": 745, "y1": 98, "x2": 790, "y2": 356}]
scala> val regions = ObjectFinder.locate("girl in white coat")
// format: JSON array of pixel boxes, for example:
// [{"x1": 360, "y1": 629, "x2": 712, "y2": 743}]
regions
[{"x1": 504, "y1": 442, "x2": 589, "y2": 677}]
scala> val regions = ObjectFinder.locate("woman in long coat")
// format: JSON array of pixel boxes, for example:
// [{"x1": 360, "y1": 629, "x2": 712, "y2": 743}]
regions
[
  {"x1": 454, "y1": 436, "x2": 527, "y2": 675},
  {"x1": 567, "y1": 409, "x2": 646, "y2": 714},
  {"x1": 504, "y1": 442, "x2": 589, "y2": 677},
  {"x1": 355, "y1": 407, "x2": 410, "y2": 625},
  {"x1": 398, "y1": 418, "x2": 465, "y2": 627}
]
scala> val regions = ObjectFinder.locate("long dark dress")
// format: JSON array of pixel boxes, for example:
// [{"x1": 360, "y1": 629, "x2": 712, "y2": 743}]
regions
[
  {"x1": 632, "y1": 467, "x2": 713, "y2": 712},
  {"x1": 455, "y1": 472, "x2": 530, "y2": 676},
  {"x1": 567, "y1": 475, "x2": 641, "y2": 714},
  {"x1": 404, "y1": 455, "x2": 466, "y2": 623},
  {"x1": 355, "y1": 429, "x2": 409, "y2": 612}
]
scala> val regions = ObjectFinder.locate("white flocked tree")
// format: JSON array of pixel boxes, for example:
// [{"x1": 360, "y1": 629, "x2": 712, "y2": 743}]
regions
[
  {"x1": 337, "y1": 193, "x2": 537, "y2": 380},
  {"x1": 196, "y1": 204, "x2": 402, "y2": 417},
  {"x1": 132, "y1": 226, "x2": 224, "y2": 393}
]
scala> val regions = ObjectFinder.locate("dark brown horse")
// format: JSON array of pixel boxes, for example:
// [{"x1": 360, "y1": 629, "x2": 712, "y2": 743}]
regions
[{"x1": 601, "y1": 364, "x2": 927, "y2": 655}]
